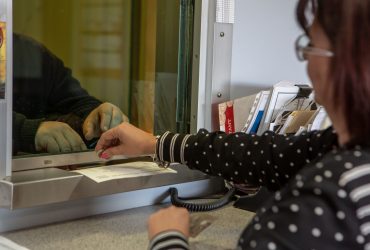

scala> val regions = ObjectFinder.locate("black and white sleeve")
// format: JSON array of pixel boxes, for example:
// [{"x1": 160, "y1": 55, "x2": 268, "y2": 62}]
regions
[
  {"x1": 155, "y1": 127, "x2": 338, "y2": 191},
  {"x1": 148, "y1": 230, "x2": 189, "y2": 250}
]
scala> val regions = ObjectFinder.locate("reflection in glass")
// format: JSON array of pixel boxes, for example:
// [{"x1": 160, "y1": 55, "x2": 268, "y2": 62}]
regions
[
  {"x1": 176, "y1": 0, "x2": 194, "y2": 134},
  {"x1": 12, "y1": 0, "x2": 182, "y2": 157}
]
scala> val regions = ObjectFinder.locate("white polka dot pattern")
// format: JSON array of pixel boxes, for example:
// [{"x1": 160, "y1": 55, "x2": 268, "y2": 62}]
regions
[{"x1": 153, "y1": 128, "x2": 370, "y2": 250}]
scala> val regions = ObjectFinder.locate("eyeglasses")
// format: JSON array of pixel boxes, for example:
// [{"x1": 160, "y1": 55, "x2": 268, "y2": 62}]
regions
[{"x1": 295, "y1": 34, "x2": 334, "y2": 61}]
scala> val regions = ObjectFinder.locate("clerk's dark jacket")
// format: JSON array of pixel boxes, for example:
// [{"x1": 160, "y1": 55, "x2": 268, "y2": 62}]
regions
[
  {"x1": 12, "y1": 33, "x2": 101, "y2": 153},
  {"x1": 149, "y1": 128, "x2": 370, "y2": 250}
]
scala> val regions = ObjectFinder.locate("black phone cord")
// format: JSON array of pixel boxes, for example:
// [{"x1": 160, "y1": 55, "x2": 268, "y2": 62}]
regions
[{"x1": 169, "y1": 187, "x2": 236, "y2": 212}]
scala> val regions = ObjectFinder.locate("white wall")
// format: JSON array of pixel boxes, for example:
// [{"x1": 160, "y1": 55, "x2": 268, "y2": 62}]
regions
[{"x1": 230, "y1": 0, "x2": 309, "y2": 99}]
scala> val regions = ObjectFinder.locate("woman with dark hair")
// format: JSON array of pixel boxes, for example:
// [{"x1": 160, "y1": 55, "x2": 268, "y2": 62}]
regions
[{"x1": 96, "y1": 0, "x2": 370, "y2": 249}]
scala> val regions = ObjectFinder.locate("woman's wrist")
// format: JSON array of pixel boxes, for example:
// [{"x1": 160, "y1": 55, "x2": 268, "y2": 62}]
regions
[
  {"x1": 148, "y1": 230, "x2": 189, "y2": 250},
  {"x1": 141, "y1": 133, "x2": 157, "y2": 155},
  {"x1": 152, "y1": 134, "x2": 170, "y2": 168}
]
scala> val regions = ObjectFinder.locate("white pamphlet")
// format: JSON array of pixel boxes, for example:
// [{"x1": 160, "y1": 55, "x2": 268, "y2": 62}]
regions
[
  {"x1": 0, "y1": 236, "x2": 29, "y2": 250},
  {"x1": 73, "y1": 161, "x2": 177, "y2": 183}
]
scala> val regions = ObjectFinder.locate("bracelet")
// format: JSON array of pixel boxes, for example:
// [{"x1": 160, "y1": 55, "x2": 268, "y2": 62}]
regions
[{"x1": 153, "y1": 135, "x2": 170, "y2": 168}]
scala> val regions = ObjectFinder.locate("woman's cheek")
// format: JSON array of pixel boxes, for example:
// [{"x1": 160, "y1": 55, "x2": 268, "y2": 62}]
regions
[{"x1": 307, "y1": 60, "x2": 322, "y2": 104}]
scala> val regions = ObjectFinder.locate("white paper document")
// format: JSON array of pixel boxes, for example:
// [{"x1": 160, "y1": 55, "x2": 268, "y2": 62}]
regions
[
  {"x1": 0, "y1": 236, "x2": 29, "y2": 250},
  {"x1": 73, "y1": 161, "x2": 177, "y2": 183}
]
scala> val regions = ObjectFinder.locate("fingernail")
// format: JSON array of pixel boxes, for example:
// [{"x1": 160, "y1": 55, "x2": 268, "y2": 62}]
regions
[
  {"x1": 100, "y1": 152, "x2": 110, "y2": 159},
  {"x1": 96, "y1": 149, "x2": 103, "y2": 157}
]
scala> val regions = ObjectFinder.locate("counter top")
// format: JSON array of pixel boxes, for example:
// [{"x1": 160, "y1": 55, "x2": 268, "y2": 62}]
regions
[{"x1": 2, "y1": 204, "x2": 254, "y2": 250}]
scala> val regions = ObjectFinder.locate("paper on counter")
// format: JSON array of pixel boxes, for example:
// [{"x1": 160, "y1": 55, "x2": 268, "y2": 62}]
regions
[
  {"x1": 0, "y1": 236, "x2": 29, "y2": 250},
  {"x1": 73, "y1": 161, "x2": 177, "y2": 183}
]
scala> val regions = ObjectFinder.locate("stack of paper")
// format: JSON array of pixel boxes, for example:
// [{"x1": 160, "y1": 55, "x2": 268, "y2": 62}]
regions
[
  {"x1": 217, "y1": 81, "x2": 330, "y2": 136},
  {"x1": 73, "y1": 161, "x2": 177, "y2": 183},
  {"x1": 218, "y1": 93, "x2": 259, "y2": 133},
  {"x1": 241, "y1": 90, "x2": 270, "y2": 134}
]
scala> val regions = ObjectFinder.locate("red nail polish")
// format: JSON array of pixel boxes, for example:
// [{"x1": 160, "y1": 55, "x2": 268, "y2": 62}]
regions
[{"x1": 100, "y1": 152, "x2": 110, "y2": 159}]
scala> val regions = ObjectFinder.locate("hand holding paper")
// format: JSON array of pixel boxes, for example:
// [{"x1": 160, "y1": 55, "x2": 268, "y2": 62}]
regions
[{"x1": 95, "y1": 122, "x2": 156, "y2": 159}]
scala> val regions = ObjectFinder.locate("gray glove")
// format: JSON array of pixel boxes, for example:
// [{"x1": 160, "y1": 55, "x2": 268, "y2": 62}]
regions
[
  {"x1": 35, "y1": 121, "x2": 87, "y2": 153},
  {"x1": 83, "y1": 102, "x2": 129, "y2": 140}
]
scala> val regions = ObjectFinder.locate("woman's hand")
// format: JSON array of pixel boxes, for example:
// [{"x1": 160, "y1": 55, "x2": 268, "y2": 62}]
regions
[
  {"x1": 148, "y1": 206, "x2": 190, "y2": 240},
  {"x1": 83, "y1": 102, "x2": 129, "y2": 141},
  {"x1": 95, "y1": 122, "x2": 156, "y2": 159}
]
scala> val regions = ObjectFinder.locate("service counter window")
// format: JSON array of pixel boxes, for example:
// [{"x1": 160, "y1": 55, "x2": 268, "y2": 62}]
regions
[{"x1": 12, "y1": 0, "x2": 187, "y2": 169}]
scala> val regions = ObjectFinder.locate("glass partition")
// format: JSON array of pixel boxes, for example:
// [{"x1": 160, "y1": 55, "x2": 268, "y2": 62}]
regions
[{"x1": 12, "y1": 0, "x2": 190, "y2": 162}]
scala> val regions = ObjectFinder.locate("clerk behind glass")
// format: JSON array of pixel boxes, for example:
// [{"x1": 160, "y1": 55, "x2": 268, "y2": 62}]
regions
[{"x1": 13, "y1": 33, "x2": 128, "y2": 155}]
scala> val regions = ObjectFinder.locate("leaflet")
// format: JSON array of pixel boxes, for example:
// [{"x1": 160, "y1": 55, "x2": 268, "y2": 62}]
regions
[{"x1": 73, "y1": 161, "x2": 176, "y2": 183}]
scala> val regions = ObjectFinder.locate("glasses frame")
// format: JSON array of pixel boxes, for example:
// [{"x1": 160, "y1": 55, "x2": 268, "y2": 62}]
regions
[{"x1": 295, "y1": 34, "x2": 334, "y2": 61}]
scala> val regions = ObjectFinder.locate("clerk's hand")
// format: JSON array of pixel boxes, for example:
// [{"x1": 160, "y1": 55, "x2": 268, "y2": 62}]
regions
[
  {"x1": 83, "y1": 102, "x2": 129, "y2": 141},
  {"x1": 148, "y1": 206, "x2": 190, "y2": 240},
  {"x1": 35, "y1": 121, "x2": 87, "y2": 153},
  {"x1": 95, "y1": 122, "x2": 156, "y2": 159}
]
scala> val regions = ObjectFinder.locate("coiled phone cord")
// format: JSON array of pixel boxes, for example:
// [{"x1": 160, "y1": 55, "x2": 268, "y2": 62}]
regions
[{"x1": 169, "y1": 187, "x2": 236, "y2": 212}]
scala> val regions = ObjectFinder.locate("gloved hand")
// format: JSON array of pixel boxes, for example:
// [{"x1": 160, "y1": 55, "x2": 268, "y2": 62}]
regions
[
  {"x1": 83, "y1": 102, "x2": 129, "y2": 141},
  {"x1": 35, "y1": 121, "x2": 87, "y2": 153}
]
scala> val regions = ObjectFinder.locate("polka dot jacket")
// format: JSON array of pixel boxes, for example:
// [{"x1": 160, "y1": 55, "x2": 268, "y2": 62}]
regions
[{"x1": 149, "y1": 127, "x2": 370, "y2": 250}]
